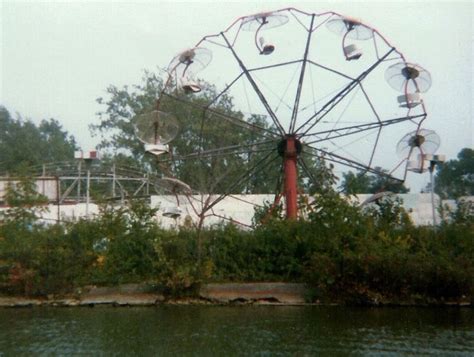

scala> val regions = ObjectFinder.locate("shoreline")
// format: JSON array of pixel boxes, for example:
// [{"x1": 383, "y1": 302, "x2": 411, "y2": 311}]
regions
[{"x1": 0, "y1": 283, "x2": 472, "y2": 308}]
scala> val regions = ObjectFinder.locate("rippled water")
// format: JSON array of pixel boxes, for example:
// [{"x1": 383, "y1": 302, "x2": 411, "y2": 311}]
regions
[{"x1": 0, "y1": 306, "x2": 473, "y2": 355}]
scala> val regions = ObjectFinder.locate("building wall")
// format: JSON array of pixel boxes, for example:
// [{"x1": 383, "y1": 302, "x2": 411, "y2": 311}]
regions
[
  {"x1": 0, "y1": 178, "x2": 59, "y2": 203},
  {"x1": 1, "y1": 193, "x2": 469, "y2": 228}
]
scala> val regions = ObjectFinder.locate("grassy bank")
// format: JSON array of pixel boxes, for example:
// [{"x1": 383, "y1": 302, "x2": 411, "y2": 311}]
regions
[{"x1": 0, "y1": 192, "x2": 472, "y2": 305}]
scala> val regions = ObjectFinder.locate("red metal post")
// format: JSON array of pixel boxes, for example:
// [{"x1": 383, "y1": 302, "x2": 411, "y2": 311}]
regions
[{"x1": 284, "y1": 136, "x2": 298, "y2": 219}]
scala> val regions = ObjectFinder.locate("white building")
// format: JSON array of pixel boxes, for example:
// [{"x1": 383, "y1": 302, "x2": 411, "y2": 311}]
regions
[{"x1": 2, "y1": 193, "x2": 467, "y2": 228}]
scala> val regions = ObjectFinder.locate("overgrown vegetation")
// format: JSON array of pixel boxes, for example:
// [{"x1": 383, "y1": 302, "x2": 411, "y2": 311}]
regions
[
  {"x1": 0, "y1": 106, "x2": 78, "y2": 174},
  {"x1": 0, "y1": 177, "x2": 472, "y2": 304}
]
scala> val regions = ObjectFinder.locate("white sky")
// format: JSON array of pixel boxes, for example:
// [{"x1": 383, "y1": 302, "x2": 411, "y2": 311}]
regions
[{"x1": 1, "y1": 0, "x2": 473, "y2": 192}]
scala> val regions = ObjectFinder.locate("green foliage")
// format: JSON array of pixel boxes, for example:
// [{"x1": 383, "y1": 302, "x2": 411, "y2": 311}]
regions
[
  {"x1": 92, "y1": 71, "x2": 163, "y2": 166},
  {"x1": 435, "y1": 148, "x2": 474, "y2": 199},
  {"x1": 252, "y1": 198, "x2": 284, "y2": 226},
  {"x1": 340, "y1": 171, "x2": 371, "y2": 194},
  {"x1": 92, "y1": 71, "x2": 257, "y2": 193},
  {"x1": 364, "y1": 195, "x2": 413, "y2": 231},
  {"x1": 340, "y1": 169, "x2": 409, "y2": 194},
  {"x1": 0, "y1": 188, "x2": 472, "y2": 303},
  {"x1": 0, "y1": 106, "x2": 77, "y2": 173},
  {"x1": 0, "y1": 221, "x2": 100, "y2": 296},
  {"x1": 1, "y1": 174, "x2": 48, "y2": 225},
  {"x1": 87, "y1": 200, "x2": 160, "y2": 284},
  {"x1": 92, "y1": 71, "x2": 337, "y2": 196},
  {"x1": 450, "y1": 199, "x2": 473, "y2": 226}
]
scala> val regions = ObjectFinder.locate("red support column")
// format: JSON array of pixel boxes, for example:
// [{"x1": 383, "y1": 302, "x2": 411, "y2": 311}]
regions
[{"x1": 284, "y1": 136, "x2": 298, "y2": 219}]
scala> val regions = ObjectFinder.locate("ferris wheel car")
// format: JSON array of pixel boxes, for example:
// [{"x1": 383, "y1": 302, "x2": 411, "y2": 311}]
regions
[
  {"x1": 258, "y1": 37, "x2": 275, "y2": 55},
  {"x1": 144, "y1": 143, "x2": 169, "y2": 156},
  {"x1": 397, "y1": 92, "x2": 422, "y2": 108},
  {"x1": 181, "y1": 81, "x2": 202, "y2": 94},
  {"x1": 162, "y1": 206, "x2": 182, "y2": 219},
  {"x1": 343, "y1": 44, "x2": 363, "y2": 60}
]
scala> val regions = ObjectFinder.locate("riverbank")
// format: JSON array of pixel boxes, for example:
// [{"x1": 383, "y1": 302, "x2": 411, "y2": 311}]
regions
[{"x1": 0, "y1": 283, "x2": 472, "y2": 308}]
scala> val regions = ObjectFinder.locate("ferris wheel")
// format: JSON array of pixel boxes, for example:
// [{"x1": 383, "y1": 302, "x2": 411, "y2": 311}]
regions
[{"x1": 135, "y1": 7, "x2": 432, "y2": 223}]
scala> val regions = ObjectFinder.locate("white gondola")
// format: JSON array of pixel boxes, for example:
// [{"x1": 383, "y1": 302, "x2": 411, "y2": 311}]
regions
[
  {"x1": 343, "y1": 44, "x2": 362, "y2": 60},
  {"x1": 162, "y1": 206, "x2": 182, "y2": 219},
  {"x1": 397, "y1": 93, "x2": 422, "y2": 108},
  {"x1": 144, "y1": 143, "x2": 169, "y2": 156}
]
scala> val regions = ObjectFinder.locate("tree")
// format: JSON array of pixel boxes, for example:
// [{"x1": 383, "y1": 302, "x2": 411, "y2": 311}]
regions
[
  {"x1": 340, "y1": 168, "x2": 409, "y2": 194},
  {"x1": 0, "y1": 106, "x2": 78, "y2": 173},
  {"x1": 92, "y1": 72, "x2": 248, "y2": 193},
  {"x1": 434, "y1": 148, "x2": 474, "y2": 199},
  {"x1": 0, "y1": 174, "x2": 48, "y2": 225},
  {"x1": 92, "y1": 70, "x2": 335, "y2": 196}
]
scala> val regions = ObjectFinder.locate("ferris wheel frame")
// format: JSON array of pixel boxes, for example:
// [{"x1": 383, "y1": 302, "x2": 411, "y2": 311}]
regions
[{"x1": 147, "y1": 7, "x2": 430, "y2": 222}]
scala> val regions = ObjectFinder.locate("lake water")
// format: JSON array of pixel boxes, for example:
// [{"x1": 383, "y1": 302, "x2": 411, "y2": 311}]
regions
[{"x1": 0, "y1": 306, "x2": 473, "y2": 355}]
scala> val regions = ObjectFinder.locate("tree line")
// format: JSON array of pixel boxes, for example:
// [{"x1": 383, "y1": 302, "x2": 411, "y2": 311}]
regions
[{"x1": 0, "y1": 107, "x2": 77, "y2": 173}]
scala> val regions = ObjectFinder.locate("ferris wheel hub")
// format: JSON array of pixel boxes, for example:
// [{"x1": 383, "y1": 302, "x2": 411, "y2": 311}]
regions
[{"x1": 277, "y1": 136, "x2": 302, "y2": 157}]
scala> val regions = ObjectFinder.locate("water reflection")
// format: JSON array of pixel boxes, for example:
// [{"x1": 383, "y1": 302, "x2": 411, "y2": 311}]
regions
[{"x1": 0, "y1": 306, "x2": 473, "y2": 355}]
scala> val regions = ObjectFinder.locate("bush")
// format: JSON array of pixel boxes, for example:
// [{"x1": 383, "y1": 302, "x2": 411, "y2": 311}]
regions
[{"x1": 0, "y1": 185, "x2": 472, "y2": 302}]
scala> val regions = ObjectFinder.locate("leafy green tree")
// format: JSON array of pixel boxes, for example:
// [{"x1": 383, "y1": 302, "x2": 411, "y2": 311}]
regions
[
  {"x1": 92, "y1": 71, "x2": 163, "y2": 165},
  {"x1": 0, "y1": 174, "x2": 48, "y2": 225},
  {"x1": 92, "y1": 72, "x2": 277, "y2": 194},
  {"x1": 303, "y1": 154, "x2": 338, "y2": 195},
  {"x1": 96, "y1": 200, "x2": 160, "y2": 283},
  {"x1": 92, "y1": 71, "x2": 337, "y2": 196},
  {"x1": 0, "y1": 106, "x2": 78, "y2": 173},
  {"x1": 339, "y1": 171, "x2": 371, "y2": 194},
  {"x1": 340, "y1": 168, "x2": 409, "y2": 194},
  {"x1": 434, "y1": 148, "x2": 474, "y2": 199},
  {"x1": 0, "y1": 175, "x2": 49, "y2": 295}
]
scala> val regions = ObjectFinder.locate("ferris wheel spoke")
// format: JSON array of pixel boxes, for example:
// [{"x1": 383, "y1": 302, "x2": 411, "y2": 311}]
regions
[
  {"x1": 248, "y1": 59, "x2": 304, "y2": 73},
  {"x1": 180, "y1": 146, "x2": 276, "y2": 162},
  {"x1": 235, "y1": 59, "x2": 307, "y2": 113},
  {"x1": 204, "y1": 72, "x2": 245, "y2": 109},
  {"x1": 203, "y1": 151, "x2": 281, "y2": 213},
  {"x1": 295, "y1": 47, "x2": 396, "y2": 136},
  {"x1": 301, "y1": 114, "x2": 425, "y2": 145},
  {"x1": 162, "y1": 93, "x2": 279, "y2": 138},
  {"x1": 322, "y1": 85, "x2": 360, "y2": 140},
  {"x1": 288, "y1": 9, "x2": 314, "y2": 31},
  {"x1": 307, "y1": 60, "x2": 355, "y2": 81},
  {"x1": 358, "y1": 83, "x2": 382, "y2": 123},
  {"x1": 221, "y1": 32, "x2": 286, "y2": 135},
  {"x1": 157, "y1": 139, "x2": 277, "y2": 164},
  {"x1": 202, "y1": 36, "x2": 229, "y2": 49},
  {"x1": 253, "y1": 72, "x2": 294, "y2": 112},
  {"x1": 297, "y1": 156, "x2": 318, "y2": 189},
  {"x1": 367, "y1": 126, "x2": 382, "y2": 169},
  {"x1": 289, "y1": 14, "x2": 316, "y2": 133},
  {"x1": 305, "y1": 146, "x2": 402, "y2": 182}
]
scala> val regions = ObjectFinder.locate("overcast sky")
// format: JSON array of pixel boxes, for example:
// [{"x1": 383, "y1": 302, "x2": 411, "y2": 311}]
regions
[{"x1": 1, "y1": 0, "x2": 472, "y2": 191}]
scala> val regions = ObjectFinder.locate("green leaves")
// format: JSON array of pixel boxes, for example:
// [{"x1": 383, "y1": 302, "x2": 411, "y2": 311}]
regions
[
  {"x1": 434, "y1": 148, "x2": 474, "y2": 199},
  {"x1": 0, "y1": 196, "x2": 472, "y2": 301},
  {"x1": 0, "y1": 107, "x2": 77, "y2": 174},
  {"x1": 1, "y1": 175, "x2": 48, "y2": 225},
  {"x1": 92, "y1": 70, "x2": 338, "y2": 196},
  {"x1": 340, "y1": 168, "x2": 409, "y2": 194}
]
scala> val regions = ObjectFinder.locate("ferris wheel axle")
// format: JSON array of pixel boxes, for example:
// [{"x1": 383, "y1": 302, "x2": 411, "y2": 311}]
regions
[{"x1": 278, "y1": 135, "x2": 302, "y2": 219}]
